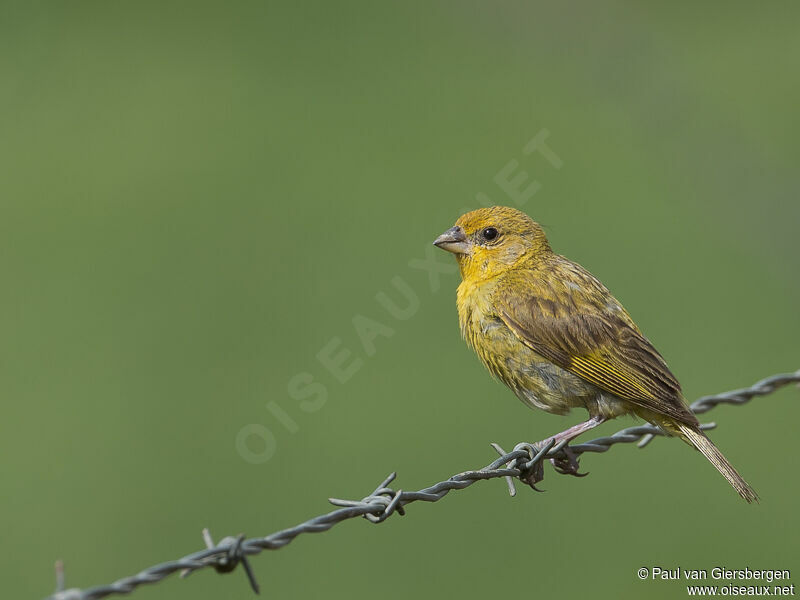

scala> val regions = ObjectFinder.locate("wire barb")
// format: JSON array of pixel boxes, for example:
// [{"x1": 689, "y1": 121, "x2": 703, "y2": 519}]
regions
[
  {"x1": 212, "y1": 534, "x2": 260, "y2": 594},
  {"x1": 328, "y1": 472, "x2": 406, "y2": 523},
  {"x1": 44, "y1": 369, "x2": 799, "y2": 600}
]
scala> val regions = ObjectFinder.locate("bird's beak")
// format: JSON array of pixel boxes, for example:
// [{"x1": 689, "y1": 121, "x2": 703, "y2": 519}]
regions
[{"x1": 433, "y1": 226, "x2": 470, "y2": 255}]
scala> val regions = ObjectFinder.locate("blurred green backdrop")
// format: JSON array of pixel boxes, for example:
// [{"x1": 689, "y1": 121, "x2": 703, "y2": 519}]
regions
[{"x1": 2, "y1": 2, "x2": 798, "y2": 599}]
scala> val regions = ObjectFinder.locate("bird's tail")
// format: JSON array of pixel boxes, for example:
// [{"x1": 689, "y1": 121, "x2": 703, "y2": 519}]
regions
[{"x1": 677, "y1": 423, "x2": 758, "y2": 503}]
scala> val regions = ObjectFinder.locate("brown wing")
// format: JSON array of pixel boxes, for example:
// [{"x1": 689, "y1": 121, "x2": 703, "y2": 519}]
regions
[{"x1": 496, "y1": 260, "x2": 698, "y2": 426}]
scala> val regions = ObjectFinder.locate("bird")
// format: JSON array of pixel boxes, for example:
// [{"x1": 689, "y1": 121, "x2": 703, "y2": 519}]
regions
[{"x1": 433, "y1": 205, "x2": 757, "y2": 502}]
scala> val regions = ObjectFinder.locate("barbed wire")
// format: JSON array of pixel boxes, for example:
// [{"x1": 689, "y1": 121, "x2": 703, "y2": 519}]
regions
[{"x1": 47, "y1": 369, "x2": 800, "y2": 600}]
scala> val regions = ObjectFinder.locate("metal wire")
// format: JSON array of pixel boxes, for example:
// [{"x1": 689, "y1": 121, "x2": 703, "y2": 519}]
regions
[{"x1": 47, "y1": 369, "x2": 800, "y2": 600}]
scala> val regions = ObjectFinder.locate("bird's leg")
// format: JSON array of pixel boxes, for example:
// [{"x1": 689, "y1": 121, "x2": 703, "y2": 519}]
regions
[
  {"x1": 538, "y1": 415, "x2": 606, "y2": 448},
  {"x1": 536, "y1": 415, "x2": 606, "y2": 477}
]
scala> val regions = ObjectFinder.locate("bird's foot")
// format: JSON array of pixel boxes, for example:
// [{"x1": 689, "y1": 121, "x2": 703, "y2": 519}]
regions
[
  {"x1": 496, "y1": 437, "x2": 590, "y2": 495},
  {"x1": 549, "y1": 445, "x2": 589, "y2": 478}
]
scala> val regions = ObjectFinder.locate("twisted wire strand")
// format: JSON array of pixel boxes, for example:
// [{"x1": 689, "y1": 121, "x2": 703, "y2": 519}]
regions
[{"x1": 47, "y1": 369, "x2": 800, "y2": 600}]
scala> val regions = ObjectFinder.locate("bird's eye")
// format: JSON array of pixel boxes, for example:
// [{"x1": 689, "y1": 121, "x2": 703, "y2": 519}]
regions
[{"x1": 482, "y1": 227, "x2": 499, "y2": 241}]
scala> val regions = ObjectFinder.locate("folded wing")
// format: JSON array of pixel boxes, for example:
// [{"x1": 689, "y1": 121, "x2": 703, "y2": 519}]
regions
[{"x1": 496, "y1": 262, "x2": 698, "y2": 426}]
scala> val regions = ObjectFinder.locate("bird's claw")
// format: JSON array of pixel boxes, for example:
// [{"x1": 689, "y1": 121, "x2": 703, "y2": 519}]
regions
[
  {"x1": 550, "y1": 445, "x2": 589, "y2": 478},
  {"x1": 518, "y1": 459, "x2": 546, "y2": 491}
]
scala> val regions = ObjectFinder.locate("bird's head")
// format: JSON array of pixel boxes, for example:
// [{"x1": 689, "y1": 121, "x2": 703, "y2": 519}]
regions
[{"x1": 433, "y1": 206, "x2": 551, "y2": 282}]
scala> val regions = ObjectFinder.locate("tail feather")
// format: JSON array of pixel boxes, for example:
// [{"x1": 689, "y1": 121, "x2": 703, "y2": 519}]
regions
[{"x1": 678, "y1": 423, "x2": 758, "y2": 503}]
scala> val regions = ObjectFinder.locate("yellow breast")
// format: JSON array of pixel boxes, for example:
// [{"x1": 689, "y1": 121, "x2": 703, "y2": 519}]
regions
[
  {"x1": 455, "y1": 276, "x2": 517, "y2": 383},
  {"x1": 456, "y1": 277, "x2": 497, "y2": 348}
]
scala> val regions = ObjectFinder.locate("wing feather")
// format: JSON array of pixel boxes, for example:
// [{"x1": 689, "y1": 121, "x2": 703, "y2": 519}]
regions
[{"x1": 496, "y1": 261, "x2": 697, "y2": 426}]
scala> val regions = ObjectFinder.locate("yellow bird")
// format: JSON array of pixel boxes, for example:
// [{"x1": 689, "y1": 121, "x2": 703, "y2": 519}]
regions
[{"x1": 434, "y1": 206, "x2": 757, "y2": 502}]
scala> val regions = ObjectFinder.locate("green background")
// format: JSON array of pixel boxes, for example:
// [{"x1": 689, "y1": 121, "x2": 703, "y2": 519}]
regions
[{"x1": 3, "y1": 2, "x2": 798, "y2": 599}]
